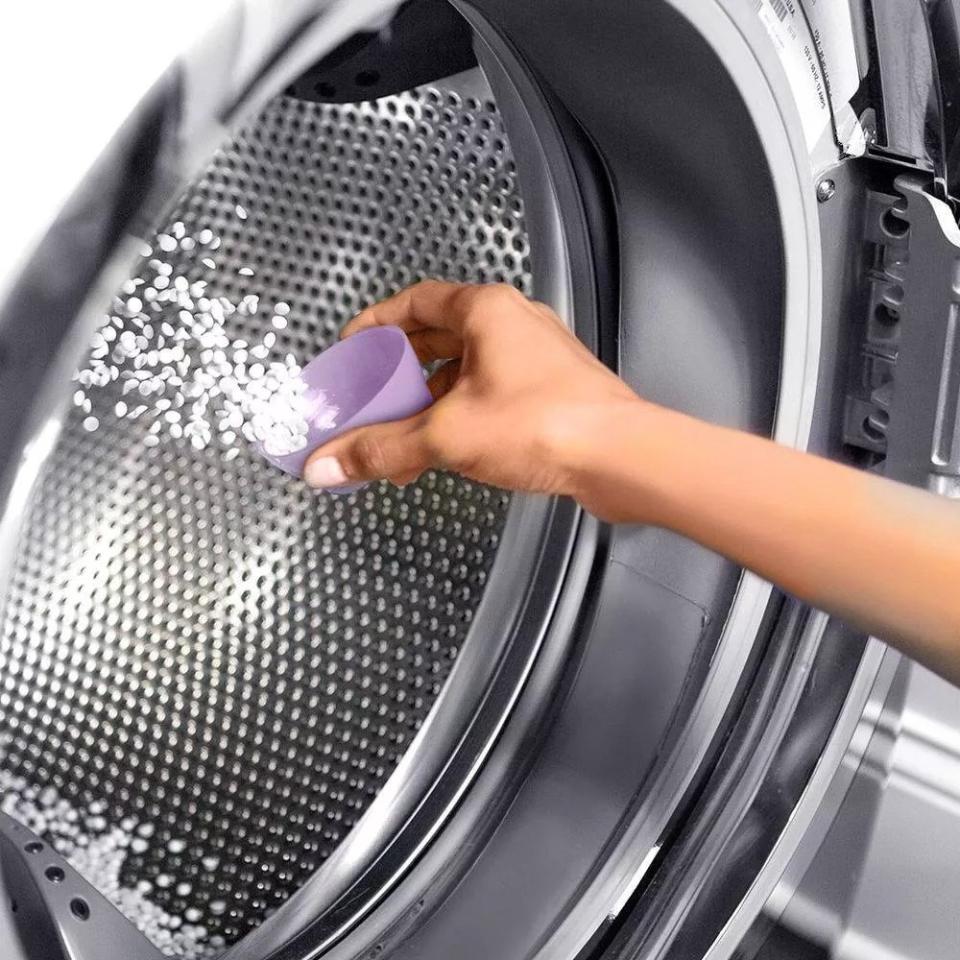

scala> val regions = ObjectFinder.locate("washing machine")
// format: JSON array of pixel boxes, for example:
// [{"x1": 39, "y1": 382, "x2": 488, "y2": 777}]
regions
[{"x1": 0, "y1": 1, "x2": 958, "y2": 958}]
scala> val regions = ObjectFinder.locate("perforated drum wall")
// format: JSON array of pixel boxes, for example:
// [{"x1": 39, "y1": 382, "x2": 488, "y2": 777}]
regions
[{"x1": 0, "y1": 74, "x2": 529, "y2": 952}]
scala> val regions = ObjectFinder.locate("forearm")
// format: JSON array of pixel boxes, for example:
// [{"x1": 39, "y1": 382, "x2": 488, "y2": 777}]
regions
[
  {"x1": 577, "y1": 400, "x2": 960, "y2": 682},
  {"x1": 313, "y1": 279, "x2": 960, "y2": 680}
]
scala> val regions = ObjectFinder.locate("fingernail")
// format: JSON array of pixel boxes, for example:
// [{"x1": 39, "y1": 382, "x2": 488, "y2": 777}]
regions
[{"x1": 304, "y1": 456, "x2": 348, "y2": 488}]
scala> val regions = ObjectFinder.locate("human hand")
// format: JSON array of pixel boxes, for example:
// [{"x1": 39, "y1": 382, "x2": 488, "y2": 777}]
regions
[
  {"x1": 303, "y1": 280, "x2": 641, "y2": 506},
  {"x1": 303, "y1": 284, "x2": 960, "y2": 684}
]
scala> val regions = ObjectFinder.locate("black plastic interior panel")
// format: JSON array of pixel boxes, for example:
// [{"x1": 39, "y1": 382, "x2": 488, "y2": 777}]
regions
[
  {"x1": 286, "y1": 0, "x2": 476, "y2": 103},
  {"x1": 875, "y1": 175, "x2": 960, "y2": 487}
]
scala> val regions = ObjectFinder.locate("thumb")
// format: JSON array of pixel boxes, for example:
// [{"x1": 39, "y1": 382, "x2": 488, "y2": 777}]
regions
[{"x1": 303, "y1": 413, "x2": 434, "y2": 489}]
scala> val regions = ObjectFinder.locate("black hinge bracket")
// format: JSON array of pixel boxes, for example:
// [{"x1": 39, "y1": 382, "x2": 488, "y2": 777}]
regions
[{"x1": 844, "y1": 173, "x2": 960, "y2": 493}]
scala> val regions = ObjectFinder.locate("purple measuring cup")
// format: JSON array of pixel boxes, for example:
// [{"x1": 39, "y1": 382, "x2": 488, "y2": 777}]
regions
[{"x1": 258, "y1": 326, "x2": 432, "y2": 491}]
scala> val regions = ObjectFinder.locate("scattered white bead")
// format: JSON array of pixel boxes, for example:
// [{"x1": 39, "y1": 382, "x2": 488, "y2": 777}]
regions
[
  {"x1": 74, "y1": 217, "x2": 315, "y2": 463},
  {"x1": 0, "y1": 773, "x2": 218, "y2": 957}
]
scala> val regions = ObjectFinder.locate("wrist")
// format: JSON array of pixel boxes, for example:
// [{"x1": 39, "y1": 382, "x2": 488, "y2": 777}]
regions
[{"x1": 564, "y1": 395, "x2": 675, "y2": 523}]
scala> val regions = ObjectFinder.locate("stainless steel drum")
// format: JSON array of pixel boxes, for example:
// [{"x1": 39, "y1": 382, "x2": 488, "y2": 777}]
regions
[
  {"x1": 3, "y1": 3, "x2": 958, "y2": 960},
  {"x1": 0, "y1": 72, "x2": 525, "y2": 956}
]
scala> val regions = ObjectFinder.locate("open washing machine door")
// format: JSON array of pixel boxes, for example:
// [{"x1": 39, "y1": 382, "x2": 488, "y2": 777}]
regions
[{"x1": 0, "y1": 2, "x2": 958, "y2": 959}]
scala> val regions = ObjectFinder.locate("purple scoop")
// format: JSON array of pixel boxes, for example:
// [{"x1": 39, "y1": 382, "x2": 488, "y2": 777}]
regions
[{"x1": 258, "y1": 326, "x2": 432, "y2": 489}]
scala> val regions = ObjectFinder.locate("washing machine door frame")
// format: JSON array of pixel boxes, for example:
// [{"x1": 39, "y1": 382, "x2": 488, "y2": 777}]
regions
[{"x1": 1, "y1": 1, "x2": 955, "y2": 959}]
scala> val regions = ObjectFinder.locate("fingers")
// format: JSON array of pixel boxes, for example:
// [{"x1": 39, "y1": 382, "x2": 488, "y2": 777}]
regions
[
  {"x1": 341, "y1": 280, "x2": 528, "y2": 340},
  {"x1": 426, "y1": 359, "x2": 461, "y2": 400},
  {"x1": 408, "y1": 328, "x2": 463, "y2": 363},
  {"x1": 341, "y1": 281, "x2": 465, "y2": 338},
  {"x1": 303, "y1": 412, "x2": 435, "y2": 489}
]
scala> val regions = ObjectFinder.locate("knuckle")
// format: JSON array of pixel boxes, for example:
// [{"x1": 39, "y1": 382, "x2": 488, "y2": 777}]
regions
[
  {"x1": 449, "y1": 282, "x2": 480, "y2": 312},
  {"x1": 457, "y1": 284, "x2": 521, "y2": 335},
  {"x1": 417, "y1": 278, "x2": 462, "y2": 303},
  {"x1": 407, "y1": 279, "x2": 443, "y2": 311},
  {"x1": 484, "y1": 283, "x2": 525, "y2": 308},
  {"x1": 446, "y1": 287, "x2": 481, "y2": 333}
]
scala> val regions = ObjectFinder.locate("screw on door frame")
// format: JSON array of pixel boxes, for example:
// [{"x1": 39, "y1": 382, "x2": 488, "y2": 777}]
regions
[{"x1": 817, "y1": 179, "x2": 836, "y2": 203}]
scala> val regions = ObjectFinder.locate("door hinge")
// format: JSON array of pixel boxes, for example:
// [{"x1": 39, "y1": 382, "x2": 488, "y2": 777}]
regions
[{"x1": 844, "y1": 173, "x2": 960, "y2": 494}]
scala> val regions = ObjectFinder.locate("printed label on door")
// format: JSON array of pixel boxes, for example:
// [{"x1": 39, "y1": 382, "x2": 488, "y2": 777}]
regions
[
  {"x1": 754, "y1": 0, "x2": 832, "y2": 151},
  {"x1": 805, "y1": 0, "x2": 861, "y2": 109}
]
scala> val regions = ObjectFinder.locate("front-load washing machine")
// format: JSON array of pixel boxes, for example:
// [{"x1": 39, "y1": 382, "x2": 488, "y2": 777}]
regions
[{"x1": 0, "y1": 2, "x2": 958, "y2": 958}]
